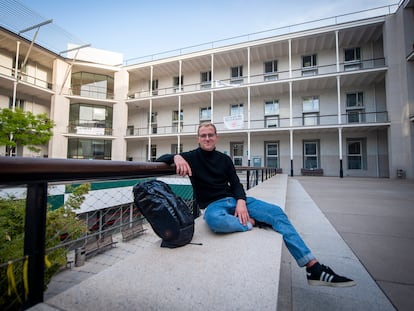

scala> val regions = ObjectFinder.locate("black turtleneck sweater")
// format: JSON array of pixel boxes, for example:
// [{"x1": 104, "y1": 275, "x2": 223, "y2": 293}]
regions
[{"x1": 156, "y1": 147, "x2": 246, "y2": 209}]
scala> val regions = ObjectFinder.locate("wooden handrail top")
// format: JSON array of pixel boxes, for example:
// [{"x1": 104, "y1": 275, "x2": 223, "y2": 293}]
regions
[{"x1": 0, "y1": 156, "x2": 175, "y2": 184}]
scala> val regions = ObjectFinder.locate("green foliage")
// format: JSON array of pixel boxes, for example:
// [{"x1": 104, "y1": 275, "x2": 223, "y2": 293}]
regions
[
  {"x1": 0, "y1": 108, "x2": 54, "y2": 154},
  {"x1": 0, "y1": 184, "x2": 90, "y2": 309},
  {"x1": 44, "y1": 184, "x2": 90, "y2": 283},
  {"x1": 0, "y1": 197, "x2": 25, "y2": 257}
]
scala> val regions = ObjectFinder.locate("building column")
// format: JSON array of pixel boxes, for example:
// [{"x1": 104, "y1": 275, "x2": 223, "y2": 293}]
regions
[
  {"x1": 49, "y1": 58, "x2": 71, "y2": 158},
  {"x1": 290, "y1": 129, "x2": 294, "y2": 176},
  {"x1": 210, "y1": 54, "x2": 214, "y2": 124},
  {"x1": 335, "y1": 30, "x2": 340, "y2": 72},
  {"x1": 338, "y1": 127, "x2": 343, "y2": 178},
  {"x1": 178, "y1": 94, "x2": 182, "y2": 150},
  {"x1": 247, "y1": 47, "x2": 251, "y2": 165}
]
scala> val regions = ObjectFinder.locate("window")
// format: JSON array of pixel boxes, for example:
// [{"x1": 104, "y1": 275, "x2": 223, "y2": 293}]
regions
[
  {"x1": 347, "y1": 139, "x2": 366, "y2": 169},
  {"x1": 151, "y1": 145, "x2": 157, "y2": 162},
  {"x1": 264, "y1": 100, "x2": 279, "y2": 127},
  {"x1": 302, "y1": 54, "x2": 317, "y2": 68},
  {"x1": 264, "y1": 60, "x2": 278, "y2": 81},
  {"x1": 230, "y1": 103, "x2": 244, "y2": 116},
  {"x1": 71, "y1": 72, "x2": 114, "y2": 99},
  {"x1": 347, "y1": 110, "x2": 366, "y2": 123},
  {"x1": 149, "y1": 79, "x2": 159, "y2": 95},
  {"x1": 172, "y1": 110, "x2": 183, "y2": 133},
  {"x1": 81, "y1": 106, "x2": 106, "y2": 124},
  {"x1": 346, "y1": 92, "x2": 365, "y2": 123},
  {"x1": 148, "y1": 112, "x2": 158, "y2": 133},
  {"x1": 346, "y1": 92, "x2": 363, "y2": 108},
  {"x1": 303, "y1": 113, "x2": 319, "y2": 126},
  {"x1": 302, "y1": 96, "x2": 319, "y2": 125},
  {"x1": 303, "y1": 141, "x2": 319, "y2": 169},
  {"x1": 231, "y1": 142, "x2": 243, "y2": 166},
  {"x1": 9, "y1": 97, "x2": 24, "y2": 110},
  {"x1": 173, "y1": 76, "x2": 184, "y2": 92},
  {"x1": 68, "y1": 138, "x2": 112, "y2": 160},
  {"x1": 200, "y1": 107, "x2": 211, "y2": 121},
  {"x1": 265, "y1": 116, "x2": 279, "y2": 128},
  {"x1": 302, "y1": 54, "x2": 318, "y2": 76},
  {"x1": 69, "y1": 104, "x2": 113, "y2": 135},
  {"x1": 127, "y1": 125, "x2": 134, "y2": 135},
  {"x1": 345, "y1": 47, "x2": 361, "y2": 62},
  {"x1": 149, "y1": 112, "x2": 158, "y2": 124},
  {"x1": 231, "y1": 65, "x2": 243, "y2": 83},
  {"x1": 265, "y1": 142, "x2": 279, "y2": 168},
  {"x1": 302, "y1": 96, "x2": 319, "y2": 112},
  {"x1": 200, "y1": 71, "x2": 212, "y2": 88},
  {"x1": 146, "y1": 144, "x2": 157, "y2": 162},
  {"x1": 172, "y1": 110, "x2": 183, "y2": 122},
  {"x1": 264, "y1": 100, "x2": 279, "y2": 115},
  {"x1": 344, "y1": 47, "x2": 361, "y2": 70}
]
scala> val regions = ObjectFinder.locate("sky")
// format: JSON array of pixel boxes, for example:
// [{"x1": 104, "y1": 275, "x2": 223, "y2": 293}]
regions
[{"x1": 15, "y1": 0, "x2": 399, "y2": 62}]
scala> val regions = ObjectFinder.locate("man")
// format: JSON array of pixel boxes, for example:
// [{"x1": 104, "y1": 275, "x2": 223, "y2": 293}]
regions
[{"x1": 156, "y1": 122, "x2": 355, "y2": 287}]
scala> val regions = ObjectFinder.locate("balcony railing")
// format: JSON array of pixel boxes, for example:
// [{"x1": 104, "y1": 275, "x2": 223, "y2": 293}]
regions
[
  {"x1": 0, "y1": 156, "x2": 277, "y2": 310},
  {"x1": 69, "y1": 86, "x2": 114, "y2": 100},
  {"x1": 126, "y1": 111, "x2": 389, "y2": 138},
  {"x1": 0, "y1": 63, "x2": 53, "y2": 90},
  {"x1": 67, "y1": 125, "x2": 113, "y2": 136},
  {"x1": 128, "y1": 57, "x2": 386, "y2": 100}
]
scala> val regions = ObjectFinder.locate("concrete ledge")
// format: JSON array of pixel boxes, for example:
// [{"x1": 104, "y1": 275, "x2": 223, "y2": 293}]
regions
[
  {"x1": 35, "y1": 174, "x2": 287, "y2": 311},
  {"x1": 247, "y1": 173, "x2": 287, "y2": 211}
]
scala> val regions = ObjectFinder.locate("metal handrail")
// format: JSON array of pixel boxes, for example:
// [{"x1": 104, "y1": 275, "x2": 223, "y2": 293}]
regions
[
  {"x1": 0, "y1": 156, "x2": 175, "y2": 184},
  {"x1": 0, "y1": 156, "x2": 277, "y2": 309},
  {"x1": 0, "y1": 157, "x2": 176, "y2": 309}
]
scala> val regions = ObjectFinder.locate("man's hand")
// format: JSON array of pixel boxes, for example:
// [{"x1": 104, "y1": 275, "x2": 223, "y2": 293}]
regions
[
  {"x1": 234, "y1": 199, "x2": 250, "y2": 226},
  {"x1": 174, "y1": 155, "x2": 192, "y2": 177}
]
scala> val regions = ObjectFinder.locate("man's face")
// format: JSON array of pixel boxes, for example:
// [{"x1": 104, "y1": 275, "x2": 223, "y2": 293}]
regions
[{"x1": 197, "y1": 126, "x2": 217, "y2": 151}]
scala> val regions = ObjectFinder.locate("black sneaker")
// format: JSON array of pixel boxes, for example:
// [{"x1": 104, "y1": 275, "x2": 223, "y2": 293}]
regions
[
  {"x1": 253, "y1": 219, "x2": 272, "y2": 229},
  {"x1": 306, "y1": 263, "x2": 356, "y2": 287}
]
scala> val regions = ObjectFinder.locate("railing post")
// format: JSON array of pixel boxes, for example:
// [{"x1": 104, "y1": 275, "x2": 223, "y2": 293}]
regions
[
  {"x1": 192, "y1": 192, "x2": 200, "y2": 219},
  {"x1": 255, "y1": 170, "x2": 259, "y2": 186},
  {"x1": 246, "y1": 170, "x2": 250, "y2": 190},
  {"x1": 22, "y1": 182, "x2": 48, "y2": 310}
]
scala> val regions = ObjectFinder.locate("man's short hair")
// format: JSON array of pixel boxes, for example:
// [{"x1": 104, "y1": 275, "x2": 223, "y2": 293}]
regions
[{"x1": 198, "y1": 122, "x2": 217, "y2": 135}]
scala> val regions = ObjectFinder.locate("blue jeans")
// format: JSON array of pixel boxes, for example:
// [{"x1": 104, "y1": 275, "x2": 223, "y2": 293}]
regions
[{"x1": 203, "y1": 196, "x2": 315, "y2": 267}]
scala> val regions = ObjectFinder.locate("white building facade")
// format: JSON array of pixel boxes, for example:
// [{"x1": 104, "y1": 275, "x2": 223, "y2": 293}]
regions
[{"x1": 0, "y1": 1, "x2": 413, "y2": 179}]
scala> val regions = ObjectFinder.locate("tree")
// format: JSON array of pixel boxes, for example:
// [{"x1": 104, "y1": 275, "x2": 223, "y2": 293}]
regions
[{"x1": 0, "y1": 108, "x2": 54, "y2": 156}]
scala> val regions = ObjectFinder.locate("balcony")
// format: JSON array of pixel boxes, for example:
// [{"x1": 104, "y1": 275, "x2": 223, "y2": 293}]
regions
[
  {"x1": 67, "y1": 124, "x2": 113, "y2": 136},
  {"x1": 69, "y1": 86, "x2": 114, "y2": 100},
  {"x1": 126, "y1": 111, "x2": 389, "y2": 139},
  {"x1": 127, "y1": 57, "x2": 386, "y2": 101},
  {"x1": 0, "y1": 63, "x2": 54, "y2": 101}
]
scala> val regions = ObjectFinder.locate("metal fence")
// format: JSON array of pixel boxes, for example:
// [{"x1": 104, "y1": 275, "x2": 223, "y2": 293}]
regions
[{"x1": 0, "y1": 156, "x2": 277, "y2": 310}]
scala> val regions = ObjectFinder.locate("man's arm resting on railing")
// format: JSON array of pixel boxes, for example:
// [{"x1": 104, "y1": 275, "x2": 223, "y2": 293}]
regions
[
  {"x1": 156, "y1": 154, "x2": 192, "y2": 177},
  {"x1": 155, "y1": 154, "x2": 175, "y2": 165}
]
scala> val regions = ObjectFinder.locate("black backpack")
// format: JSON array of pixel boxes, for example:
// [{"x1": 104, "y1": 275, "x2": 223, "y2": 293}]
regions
[{"x1": 133, "y1": 180, "x2": 195, "y2": 248}]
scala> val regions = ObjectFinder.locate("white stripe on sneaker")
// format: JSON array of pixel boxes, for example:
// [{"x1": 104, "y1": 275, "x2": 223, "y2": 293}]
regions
[{"x1": 320, "y1": 271, "x2": 333, "y2": 283}]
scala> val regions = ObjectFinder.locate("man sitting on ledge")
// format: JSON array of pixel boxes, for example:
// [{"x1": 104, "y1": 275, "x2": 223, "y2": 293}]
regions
[{"x1": 156, "y1": 121, "x2": 355, "y2": 287}]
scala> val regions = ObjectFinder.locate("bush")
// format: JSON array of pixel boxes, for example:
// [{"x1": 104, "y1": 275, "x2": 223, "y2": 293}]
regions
[{"x1": 0, "y1": 183, "x2": 90, "y2": 310}]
